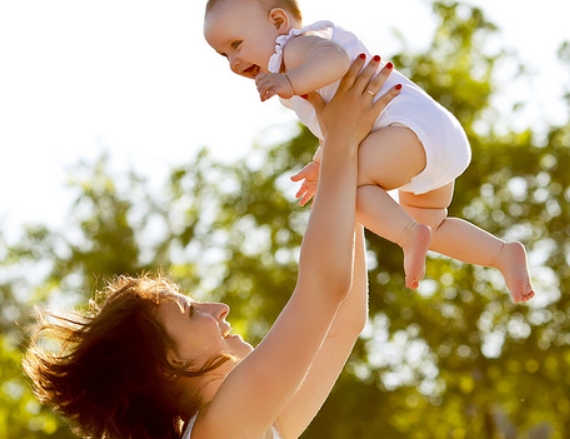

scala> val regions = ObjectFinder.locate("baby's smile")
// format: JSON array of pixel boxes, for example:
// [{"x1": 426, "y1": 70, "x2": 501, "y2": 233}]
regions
[{"x1": 241, "y1": 64, "x2": 260, "y2": 78}]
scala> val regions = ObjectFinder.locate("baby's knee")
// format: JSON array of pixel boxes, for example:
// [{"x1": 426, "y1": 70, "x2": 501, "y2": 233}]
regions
[{"x1": 403, "y1": 205, "x2": 448, "y2": 231}]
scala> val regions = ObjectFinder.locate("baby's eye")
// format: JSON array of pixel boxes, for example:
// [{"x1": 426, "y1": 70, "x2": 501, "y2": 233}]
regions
[{"x1": 231, "y1": 40, "x2": 242, "y2": 49}]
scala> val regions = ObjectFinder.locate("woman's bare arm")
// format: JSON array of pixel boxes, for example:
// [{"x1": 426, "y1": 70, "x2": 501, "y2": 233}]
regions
[
  {"x1": 275, "y1": 59, "x2": 402, "y2": 439},
  {"x1": 195, "y1": 56, "x2": 399, "y2": 439},
  {"x1": 275, "y1": 225, "x2": 368, "y2": 439}
]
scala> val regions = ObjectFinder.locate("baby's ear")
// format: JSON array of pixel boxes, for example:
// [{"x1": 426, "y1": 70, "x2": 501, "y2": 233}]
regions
[{"x1": 269, "y1": 8, "x2": 289, "y2": 32}]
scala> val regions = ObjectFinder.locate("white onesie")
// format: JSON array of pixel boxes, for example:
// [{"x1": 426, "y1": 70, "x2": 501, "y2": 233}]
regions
[{"x1": 268, "y1": 21, "x2": 472, "y2": 195}]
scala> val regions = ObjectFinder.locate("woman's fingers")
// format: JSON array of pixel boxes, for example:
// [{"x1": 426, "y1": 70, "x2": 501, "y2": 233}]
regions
[
  {"x1": 304, "y1": 91, "x2": 324, "y2": 113},
  {"x1": 352, "y1": 55, "x2": 381, "y2": 94},
  {"x1": 305, "y1": 55, "x2": 402, "y2": 144},
  {"x1": 373, "y1": 84, "x2": 402, "y2": 111},
  {"x1": 336, "y1": 53, "x2": 367, "y2": 93},
  {"x1": 312, "y1": 54, "x2": 396, "y2": 102},
  {"x1": 365, "y1": 61, "x2": 394, "y2": 95}
]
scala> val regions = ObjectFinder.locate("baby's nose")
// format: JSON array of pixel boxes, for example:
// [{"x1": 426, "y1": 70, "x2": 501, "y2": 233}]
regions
[{"x1": 229, "y1": 55, "x2": 241, "y2": 74}]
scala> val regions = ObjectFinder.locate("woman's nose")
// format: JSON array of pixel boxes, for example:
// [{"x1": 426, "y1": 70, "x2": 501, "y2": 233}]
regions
[{"x1": 214, "y1": 302, "x2": 230, "y2": 320}]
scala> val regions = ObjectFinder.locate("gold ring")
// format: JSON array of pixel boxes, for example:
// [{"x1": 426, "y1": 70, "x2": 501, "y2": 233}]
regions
[{"x1": 366, "y1": 89, "x2": 375, "y2": 97}]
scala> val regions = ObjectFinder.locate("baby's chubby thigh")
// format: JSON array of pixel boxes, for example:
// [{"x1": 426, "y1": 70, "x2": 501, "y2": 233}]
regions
[{"x1": 357, "y1": 125, "x2": 426, "y2": 190}]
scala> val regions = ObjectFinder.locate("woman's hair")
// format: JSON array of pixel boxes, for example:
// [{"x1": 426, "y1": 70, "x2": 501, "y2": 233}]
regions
[
  {"x1": 23, "y1": 274, "x2": 231, "y2": 439},
  {"x1": 205, "y1": 0, "x2": 303, "y2": 23}
]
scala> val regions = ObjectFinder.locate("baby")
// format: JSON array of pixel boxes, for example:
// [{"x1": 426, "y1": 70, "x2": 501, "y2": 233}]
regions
[{"x1": 203, "y1": 0, "x2": 534, "y2": 303}]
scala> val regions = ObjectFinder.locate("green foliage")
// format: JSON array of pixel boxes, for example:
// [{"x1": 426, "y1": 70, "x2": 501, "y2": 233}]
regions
[{"x1": 1, "y1": 1, "x2": 569, "y2": 438}]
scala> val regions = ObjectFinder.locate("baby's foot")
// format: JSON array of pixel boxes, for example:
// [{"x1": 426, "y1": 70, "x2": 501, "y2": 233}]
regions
[
  {"x1": 496, "y1": 242, "x2": 535, "y2": 303},
  {"x1": 403, "y1": 224, "x2": 432, "y2": 289}
]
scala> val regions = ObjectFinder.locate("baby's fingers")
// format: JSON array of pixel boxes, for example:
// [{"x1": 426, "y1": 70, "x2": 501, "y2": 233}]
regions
[
  {"x1": 290, "y1": 169, "x2": 306, "y2": 182},
  {"x1": 294, "y1": 182, "x2": 308, "y2": 199},
  {"x1": 254, "y1": 73, "x2": 268, "y2": 87},
  {"x1": 299, "y1": 192, "x2": 314, "y2": 207},
  {"x1": 296, "y1": 186, "x2": 315, "y2": 206}
]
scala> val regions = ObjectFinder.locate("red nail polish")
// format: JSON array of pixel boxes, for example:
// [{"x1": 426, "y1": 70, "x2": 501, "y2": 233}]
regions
[
  {"x1": 373, "y1": 55, "x2": 381, "y2": 62},
  {"x1": 359, "y1": 53, "x2": 366, "y2": 60},
  {"x1": 395, "y1": 84, "x2": 402, "y2": 90},
  {"x1": 386, "y1": 62, "x2": 394, "y2": 69}
]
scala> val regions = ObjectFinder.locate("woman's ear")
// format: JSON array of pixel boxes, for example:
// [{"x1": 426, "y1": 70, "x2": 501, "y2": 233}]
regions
[
  {"x1": 166, "y1": 349, "x2": 185, "y2": 368},
  {"x1": 269, "y1": 8, "x2": 290, "y2": 33}
]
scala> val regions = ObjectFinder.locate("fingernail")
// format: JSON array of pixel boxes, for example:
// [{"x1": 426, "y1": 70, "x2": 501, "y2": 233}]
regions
[
  {"x1": 359, "y1": 53, "x2": 366, "y2": 59},
  {"x1": 395, "y1": 84, "x2": 402, "y2": 90},
  {"x1": 300, "y1": 94, "x2": 308, "y2": 100},
  {"x1": 373, "y1": 55, "x2": 381, "y2": 62},
  {"x1": 386, "y1": 62, "x2": 394, "y2": 69}
]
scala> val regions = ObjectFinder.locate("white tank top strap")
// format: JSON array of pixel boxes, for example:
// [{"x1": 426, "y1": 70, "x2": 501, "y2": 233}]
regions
[{"x1": 182, "y1": 413, "x2": 282, "y2": 439}]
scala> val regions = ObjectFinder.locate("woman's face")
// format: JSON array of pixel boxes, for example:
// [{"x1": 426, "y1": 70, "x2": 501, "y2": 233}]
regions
[{"x1": 156, "y1": 293, "x2": 253, "y2": 370}]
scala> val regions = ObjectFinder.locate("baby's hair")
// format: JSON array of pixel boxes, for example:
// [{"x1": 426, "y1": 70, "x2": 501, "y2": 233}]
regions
[{"x1": 205, "y1": 0, "x2": 303, "y2": 22}]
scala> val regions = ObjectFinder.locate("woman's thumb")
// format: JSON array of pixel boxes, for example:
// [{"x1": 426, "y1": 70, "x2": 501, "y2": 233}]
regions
[{"x1": 303, "y1": 91, "x2": 324, "y2": 112}]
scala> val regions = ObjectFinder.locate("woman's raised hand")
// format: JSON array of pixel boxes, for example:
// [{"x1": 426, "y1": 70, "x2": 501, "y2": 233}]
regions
[{"x1": 305, "y1": 54, "x2": 400, "y2": 144}]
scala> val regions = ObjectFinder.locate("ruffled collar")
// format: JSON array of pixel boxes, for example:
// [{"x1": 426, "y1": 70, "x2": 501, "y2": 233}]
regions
[{"x1": 268, "y1": 20, "x2": 335, "y2": 73}]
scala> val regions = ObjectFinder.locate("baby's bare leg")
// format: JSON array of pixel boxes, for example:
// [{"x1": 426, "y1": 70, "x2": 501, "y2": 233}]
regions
[
  {"x1": 356, "y1": 126, "x2": 432, "y2": 289},
  {"x1": 399, "y1": 185, "x2": 535, "y2": 303}
]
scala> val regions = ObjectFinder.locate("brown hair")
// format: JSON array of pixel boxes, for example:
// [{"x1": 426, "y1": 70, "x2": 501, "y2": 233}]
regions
[
  {"x1": 23, "y1": 274, "x2": 231, "y2": 439},
  {"x1": 205, "y1": 0, "x2": 303, "y2": 23}
]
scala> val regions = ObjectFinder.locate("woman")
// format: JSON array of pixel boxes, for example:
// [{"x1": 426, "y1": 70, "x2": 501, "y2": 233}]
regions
[{"x1": 23, "y1": 55, "x2": 400, "y2": 439}]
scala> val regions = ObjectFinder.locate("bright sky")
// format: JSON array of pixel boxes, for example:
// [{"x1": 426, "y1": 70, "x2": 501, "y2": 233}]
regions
[{"x1": 0, "y1": 0, "x2": 568, "y2": 238}]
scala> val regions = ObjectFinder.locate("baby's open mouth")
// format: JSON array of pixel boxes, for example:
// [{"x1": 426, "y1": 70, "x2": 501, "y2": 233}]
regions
[{"x1": 243, "y1": 64, "x2": 260, "y2": 78}]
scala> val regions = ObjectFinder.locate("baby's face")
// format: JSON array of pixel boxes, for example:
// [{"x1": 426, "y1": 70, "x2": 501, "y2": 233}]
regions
[{"x1": 204, "y1": 0, "x2": 290, "y2": 79}]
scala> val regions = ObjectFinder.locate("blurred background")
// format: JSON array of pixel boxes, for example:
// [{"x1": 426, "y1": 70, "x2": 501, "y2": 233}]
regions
[{"x1": 0, "y1": 0, "x2": 569, "y2": 438}]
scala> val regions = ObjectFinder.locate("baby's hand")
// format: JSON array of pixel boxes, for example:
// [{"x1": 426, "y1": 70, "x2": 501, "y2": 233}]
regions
[
  {"x1": 256, "y1": 73, "x2": 295, "y2": 101},
  {"x1": 290, "y1": 161, "x2": 320, "y2": 206}
]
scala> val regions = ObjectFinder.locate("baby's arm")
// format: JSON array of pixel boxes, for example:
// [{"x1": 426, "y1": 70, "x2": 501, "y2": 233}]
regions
[{"x1": 256, "y1": 35, "x2": 350, "y2": 101}]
